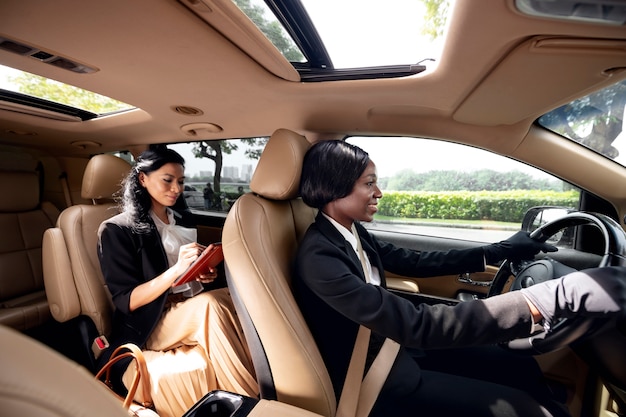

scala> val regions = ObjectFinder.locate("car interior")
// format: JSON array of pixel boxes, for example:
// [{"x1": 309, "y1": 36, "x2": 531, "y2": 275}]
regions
[{"x1": 0, "y1": 0, "x2": 625, "y2": 416}]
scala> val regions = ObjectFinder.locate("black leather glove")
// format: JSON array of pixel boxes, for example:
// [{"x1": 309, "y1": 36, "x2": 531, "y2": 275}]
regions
[
  {"x1": 521, "y1": 266, "x2": 626, "y2": 329},
  {"x1": 483, "y1": 231, "x2": 557, "y2": 264}
]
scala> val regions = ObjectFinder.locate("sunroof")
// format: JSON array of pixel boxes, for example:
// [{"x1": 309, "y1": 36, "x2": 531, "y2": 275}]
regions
[
  {"x1": 233, "y1": 0, "x2": 451, "y2": 81},
  {"x1": 299, "y1": 0, "x2": 449, "y2": 69},
  {"x1": 0, "y1": 64, "x2": 134, "y2": 119}
]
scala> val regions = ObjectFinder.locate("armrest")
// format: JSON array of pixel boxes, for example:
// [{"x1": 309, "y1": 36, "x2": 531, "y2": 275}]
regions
[
  {"x1": 389, "y1": 289, "x2": 460, "y2": 306},
  {"x1": 386, "y1": 277, "x2": 419, "y2": 293},
  {"x1": 42, "y1": 227, "x2": 81, "y2": 322}
]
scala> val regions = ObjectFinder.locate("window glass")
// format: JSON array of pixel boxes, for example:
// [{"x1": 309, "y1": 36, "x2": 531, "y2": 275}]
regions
[
  {"x1": 537, "y1": 79, "x2": 626, "y2": 167},
  {"x1": 346, "y1": 136, "x2": 580, "y2": 245},
  {"x1": 0, "y1": 64, "x2": 134, "y2": 115},
  {"x1": 169, "y1": 138, "x2": 268, "y2": 213},
  {"x1": 231, "y1": 0, "x2": 305, "y2": 63}
]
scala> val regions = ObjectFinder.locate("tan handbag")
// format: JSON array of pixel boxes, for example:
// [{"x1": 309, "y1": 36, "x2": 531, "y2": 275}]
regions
[{"x1": 96, "y1": 343, "x2": 159, "y2": 417}]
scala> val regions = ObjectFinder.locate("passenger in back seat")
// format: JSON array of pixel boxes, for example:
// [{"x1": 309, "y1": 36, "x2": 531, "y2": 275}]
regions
[{"x1": 97, "y1": 145, "x2": 257, "y2": 417}]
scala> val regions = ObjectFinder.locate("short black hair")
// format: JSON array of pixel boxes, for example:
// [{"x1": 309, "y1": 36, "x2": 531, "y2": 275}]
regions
[{"x1": 300, "y1": 140, "x2": 369, "y2": 209}]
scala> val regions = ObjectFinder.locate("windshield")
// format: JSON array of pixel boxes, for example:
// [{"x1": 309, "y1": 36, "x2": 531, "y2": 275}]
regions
[{"x1": 538, "y1": 79, "x2": 626, "y2": 167}]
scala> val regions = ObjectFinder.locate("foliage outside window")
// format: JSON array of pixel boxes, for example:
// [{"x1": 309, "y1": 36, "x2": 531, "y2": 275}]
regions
[
  {"x1": 1, "y1": 64, "x2": 133, "y2": 114},
  {"x1": 347, "y1": 136, "x2": 579, "y2": 243}
]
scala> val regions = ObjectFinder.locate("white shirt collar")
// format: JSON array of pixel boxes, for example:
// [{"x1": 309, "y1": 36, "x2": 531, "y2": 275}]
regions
[
  {"x1": 321, "y1": 212, "x2": 358, "y2": 254},
  {"x1": 321, "y1": 212, "x2": 381, "y2": 286}
]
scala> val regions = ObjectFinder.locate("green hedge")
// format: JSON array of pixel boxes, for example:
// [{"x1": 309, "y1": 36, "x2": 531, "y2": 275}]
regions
[{"x1": 377, "y1": 190, "x2": 578, "y2": 223}]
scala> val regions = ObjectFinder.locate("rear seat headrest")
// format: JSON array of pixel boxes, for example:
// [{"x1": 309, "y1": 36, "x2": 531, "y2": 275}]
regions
[
  {"x1": 249, "y1": 128, "x2": 311, "y2": 201},
  {"x1": 0, "y1": 171, "x2": 39, "y2": 212},
  {"x1": 81, "y1": 154, "x2": 131, "y2": 201}
]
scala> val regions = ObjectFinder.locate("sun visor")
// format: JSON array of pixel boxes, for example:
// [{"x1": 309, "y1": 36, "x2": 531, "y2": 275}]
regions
[{"x1": 453, "y1": 37, "x2": 626, "y2": 126}]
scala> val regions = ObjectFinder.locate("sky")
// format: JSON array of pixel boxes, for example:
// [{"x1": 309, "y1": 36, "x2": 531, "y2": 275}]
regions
[{"x1": 299, "y1": 0, "x2": 445, "y2": 68}]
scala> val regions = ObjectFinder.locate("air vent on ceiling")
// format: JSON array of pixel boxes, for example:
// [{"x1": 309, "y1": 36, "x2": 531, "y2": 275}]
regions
[{"x1": 0, "y1": 37, "x2": 98, "y2": 74}]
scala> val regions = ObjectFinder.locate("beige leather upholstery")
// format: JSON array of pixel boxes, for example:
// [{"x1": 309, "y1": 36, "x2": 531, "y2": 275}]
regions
[
  {"x1": 0, "y1": 170, "x2": 60, "y2": 330},
  {"x1": 43, "y1": 154, "x2": 131, "y2": 338},
  {"x1": 0, "y1": 324, "x2": 129, "y2": 417},
  {"x1": 1, "y1": 321, "x2": 328, "y2": 417},
  {"x1": 222, "y1": 129, "x2": 336, "y2": 416}
]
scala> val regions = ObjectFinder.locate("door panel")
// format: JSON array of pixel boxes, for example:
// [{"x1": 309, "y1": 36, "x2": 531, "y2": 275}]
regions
[{"x1": 369, "y1": 229, "x2": 601, "y2": 300}]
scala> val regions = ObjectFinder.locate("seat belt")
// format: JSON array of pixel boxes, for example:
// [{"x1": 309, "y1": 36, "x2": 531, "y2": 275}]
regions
[
  {"x1": 335, "y1": 226, "x2": 401, "y2": 417},
  {"x1": 59, "y1": 172, "x2": 73, "y2": 207}
]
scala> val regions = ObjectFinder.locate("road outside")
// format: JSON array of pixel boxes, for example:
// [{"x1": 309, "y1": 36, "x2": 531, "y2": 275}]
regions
[{"x1": 364, "y1": 221, "x2": 517, "y2": 243}]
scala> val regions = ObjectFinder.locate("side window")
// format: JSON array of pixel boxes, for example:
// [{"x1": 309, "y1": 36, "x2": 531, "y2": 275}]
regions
[
  {"x1": 347, "y1": 136, "x2": 580, "y2": 245},
  {"x1": 169, "y1": 138, "x2": 268, "y2": 213}
]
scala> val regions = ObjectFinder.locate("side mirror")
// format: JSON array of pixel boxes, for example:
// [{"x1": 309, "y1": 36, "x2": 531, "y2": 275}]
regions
[
  {"x1": 522, "y1": 206, "x2": 573, "y2": 248},
  {"x1": 521, "y1": 206, "x2": 570, "y2": 233}
]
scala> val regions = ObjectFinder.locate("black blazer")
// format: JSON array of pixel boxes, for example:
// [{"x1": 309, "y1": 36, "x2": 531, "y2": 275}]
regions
[
  {"x1": 96, "y1": 208, "x2": 196, "y2": 367},
  {"x1": 293, "y1": 213, "x2": 532, "y2": 401}
]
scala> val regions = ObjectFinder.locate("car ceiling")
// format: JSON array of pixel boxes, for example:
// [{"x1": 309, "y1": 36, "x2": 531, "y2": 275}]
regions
[{"x1": 0, "y1": 0, "x2": 625, "y2": 162}]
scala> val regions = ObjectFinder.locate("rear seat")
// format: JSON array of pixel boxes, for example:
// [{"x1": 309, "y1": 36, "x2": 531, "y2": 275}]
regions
[{"x1": 0, "y1": 169, "x2": 60, "y2": 330}]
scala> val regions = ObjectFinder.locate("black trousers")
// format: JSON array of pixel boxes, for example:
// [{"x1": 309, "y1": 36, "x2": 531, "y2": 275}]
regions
[{"x1": 370, "y1": 345, "x2": 571, "y2": 417}]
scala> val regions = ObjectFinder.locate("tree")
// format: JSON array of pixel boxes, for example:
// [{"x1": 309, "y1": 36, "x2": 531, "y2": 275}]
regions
[
  {"x1": 382, "y1": 169, "x2": 562, "y2": 192},
  {"x1": 421, "y1": 0, "x2": 450, "y2": 39},
  {"x1": 191, "y1": 137, "x2": 268, "y2": 194},
  {"x1": 234, "y1": 0, "x2": 304, "y2": 62},
  {"x1": 539, "y1": 80, "x2": 626, "y2": 160}
]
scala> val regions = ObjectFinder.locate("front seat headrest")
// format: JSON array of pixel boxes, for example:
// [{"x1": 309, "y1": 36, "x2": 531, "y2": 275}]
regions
[
  {"x1": 81, "y1": 154, "x2": 131, "y2": 201},
  {"x1": 249, "y1": 129, "x2": 311, "y2": 201}
]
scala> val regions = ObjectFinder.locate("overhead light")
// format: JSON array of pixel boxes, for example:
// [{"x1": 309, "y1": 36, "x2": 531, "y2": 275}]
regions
[{"x1": 516, "y1": 0, "x2": 626, "y2": 25}]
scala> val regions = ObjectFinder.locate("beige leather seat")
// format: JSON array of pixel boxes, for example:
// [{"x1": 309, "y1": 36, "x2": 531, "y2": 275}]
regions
[
  {"x1": 222, "y1": 129, "x2": 337, "y2": 415},
  {"x1": 0, "y1": 322, "x2": 324, "y2": 417},
  {"x1": 0, "y1": 169, "x2": 60, "y2": 331},
  {"x1": 42, "y1": 153, "x2": 131, "y2": 369},
  {"x1": 0, "y1": 324, "x2": 129, "y2": 417}
]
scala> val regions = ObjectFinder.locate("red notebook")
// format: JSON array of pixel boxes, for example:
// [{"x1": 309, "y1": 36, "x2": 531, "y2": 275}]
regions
[{"x1": 172, "y1": 243, "x2": 223, "y2": 287}]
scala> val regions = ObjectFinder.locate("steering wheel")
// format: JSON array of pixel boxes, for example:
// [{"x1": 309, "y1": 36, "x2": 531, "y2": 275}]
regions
[{"x1": 488, "y1": 211, "x2": 626, "y2": 354}]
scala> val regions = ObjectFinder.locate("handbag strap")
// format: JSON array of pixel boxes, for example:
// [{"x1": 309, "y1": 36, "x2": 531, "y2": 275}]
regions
[
  {"x1": 334, "y1": 225, "x2": 400, "y2": 417},
  {"x1": 95, "y1": 343, "x2": 153, "y2": 409}
]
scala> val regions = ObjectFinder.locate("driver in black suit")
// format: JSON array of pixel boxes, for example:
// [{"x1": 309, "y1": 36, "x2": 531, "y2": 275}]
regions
[{"x1": 293, "y1": 140, "x2": 626, "y2": 417}]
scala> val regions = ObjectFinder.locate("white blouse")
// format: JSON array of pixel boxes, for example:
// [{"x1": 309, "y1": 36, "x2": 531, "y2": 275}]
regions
[{"x1": 151, "y1": 209, "x2": 197, "y2": 267}]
